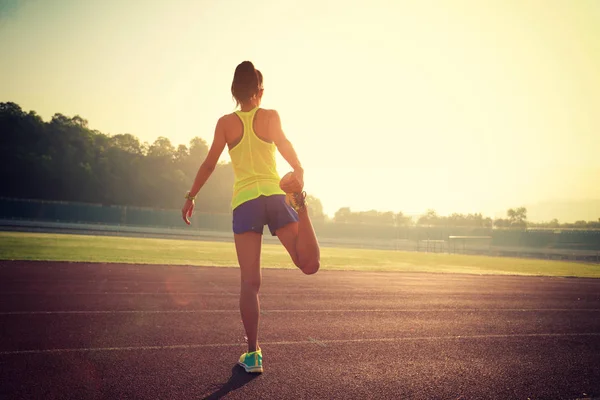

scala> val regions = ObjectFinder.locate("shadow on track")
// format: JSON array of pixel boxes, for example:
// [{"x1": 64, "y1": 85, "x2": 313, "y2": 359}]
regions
[{"x1": 202, "y1": 365, "x2": 260, "y2": 399}]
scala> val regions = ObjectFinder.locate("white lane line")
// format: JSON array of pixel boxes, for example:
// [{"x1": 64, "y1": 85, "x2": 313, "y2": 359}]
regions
[
  {"x1": 308, "y1": 337, "x2": 327, "y2": 347},
  {"x1": 1, "y1": 333, "x2": 599, "y2": 356},
  {"x1": 0, "y1": 308, "x2": 599, "y2": 315},
  {"x1": 0, "y1": 292, "x2": 237, "y2": 295},
  {"x1": 5, "y1": 291, "x2": 566, "y2": 296},
  {"x1": 0, "y1": 310, "x2": 238, "y2": 315}
]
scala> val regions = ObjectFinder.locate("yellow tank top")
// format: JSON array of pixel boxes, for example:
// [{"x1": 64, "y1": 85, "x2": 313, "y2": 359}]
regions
[{"x1": 229, "y1": 107, "x2": 285, "y2": 210}]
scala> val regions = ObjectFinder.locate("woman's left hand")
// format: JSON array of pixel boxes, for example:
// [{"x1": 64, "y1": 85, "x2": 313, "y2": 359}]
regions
[{"x1": 182, "y1": 200, "x2": 195, "y2": 225}]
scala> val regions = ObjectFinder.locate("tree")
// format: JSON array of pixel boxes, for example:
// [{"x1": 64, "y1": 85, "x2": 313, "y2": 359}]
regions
[
  {"x1": 493, "y1": 218, "x2": 509, "y2": 228},
  {"x1": 0, "y1": 103, "x2": 236, "y2": 210},
  {"x1": 71, "y1": 115, "x2": 88, "y2": 128},
  {"x1": 333, "y1": 207, "x2": 352, "y2": 224},
  {"x1": 379, "y1": 211, "x2": 396, "y2": 226},
  {"x1": 110, "y1": 134, "x2": 143, "y2": 154},
  {"x1": 418, "y1": 209, "x2": 439, "y2": 226},
  {"x1": 395, "y1": 212, "x2": 412, "y2": 227},
  {"x1": 507, "y1": 207, "x2": 527, "y2": 228},
  {"x1": 147, "y1": 137, "x2": 175, "y2": 158},
  {"x1": 0, "y1": 102, "x2": 26, "y2": 118},
  {"x1": 189, "y1": 137, "x2": 209, "y2": 161},
  {"x1": 307, "y1": 195, "x2": 326, "y2": 223},
  {"x1": 174, "y1": 144, "x2": 189, "y2": 164},
  {"x1": 483, "y1": 217, "x2": 493, "y2": 228}
]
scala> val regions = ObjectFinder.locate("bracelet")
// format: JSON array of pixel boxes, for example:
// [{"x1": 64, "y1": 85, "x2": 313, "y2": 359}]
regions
[{"x1": 184, "y1": 191, "x2": 196, "y2": 201}]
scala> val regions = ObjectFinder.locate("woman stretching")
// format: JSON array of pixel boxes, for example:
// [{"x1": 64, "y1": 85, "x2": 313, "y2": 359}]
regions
[{"x1": 181, "y1": 61, "x2": 321, "y2": 374}]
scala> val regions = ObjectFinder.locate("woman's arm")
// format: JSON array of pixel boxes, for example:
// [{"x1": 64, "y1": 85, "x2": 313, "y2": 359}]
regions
[
  {"x1": 182, "y1": 118, "x2": 227, "y2": 225},
  {"x1": 270, "y1": 110, "x2": 304, "y2": 183}
]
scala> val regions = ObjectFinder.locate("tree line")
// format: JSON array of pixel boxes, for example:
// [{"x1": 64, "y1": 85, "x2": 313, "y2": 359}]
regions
[
  {"x1": 332, "y1": 206, "x2": 600, "y2": 230},
  {"x1": 1, "y1": 102, "x2": 598, "y2": 230},
  {"x1": 0, "y1": 102, "x2": 232, "y2": 212}
]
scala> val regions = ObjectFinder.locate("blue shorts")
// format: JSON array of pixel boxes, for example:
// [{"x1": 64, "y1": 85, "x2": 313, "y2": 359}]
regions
[{"x1": 232, "y1": 195, "x2": 299, "y2": 236}]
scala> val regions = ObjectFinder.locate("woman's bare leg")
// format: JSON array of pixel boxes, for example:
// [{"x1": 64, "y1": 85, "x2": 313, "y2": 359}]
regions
[
  {"x1": 234, "y1": 231, "x2": 263, "y2": 352},
  {"x1": 276, "y1": 207, "x2": 320, "y2": 275}
]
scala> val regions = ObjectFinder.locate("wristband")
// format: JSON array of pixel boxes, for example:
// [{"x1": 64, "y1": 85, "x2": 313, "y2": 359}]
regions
[{"x1": 184, "y1": 191, "x2": 196, "y2": 201}]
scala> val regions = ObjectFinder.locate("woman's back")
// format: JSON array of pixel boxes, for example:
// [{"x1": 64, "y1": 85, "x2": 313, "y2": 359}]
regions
[
  {"x1": 223, "y1": 107, "x2": 285, "y2": 209},
  {"x1": 222, "y1": 107, "x2": 274, "y2": 148}
]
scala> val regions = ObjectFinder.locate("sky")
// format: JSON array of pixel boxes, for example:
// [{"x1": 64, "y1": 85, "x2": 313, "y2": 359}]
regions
[{"x1": 1, "y1": 0, "x2": 599, "y2": 218}]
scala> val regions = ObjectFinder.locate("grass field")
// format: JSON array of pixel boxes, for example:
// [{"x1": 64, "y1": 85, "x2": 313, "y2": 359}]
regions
[{"x1": 0, "y1": 231, "x2": 599, "y2": 278}]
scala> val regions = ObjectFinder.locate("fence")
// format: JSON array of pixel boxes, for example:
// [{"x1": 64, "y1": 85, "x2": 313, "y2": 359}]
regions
[
  {"x1": 1, "y1": 197, "x2": 599, "y2": 252},
  {"x1": 0, "y1": 197, "x2": 231, "y2": 231}
]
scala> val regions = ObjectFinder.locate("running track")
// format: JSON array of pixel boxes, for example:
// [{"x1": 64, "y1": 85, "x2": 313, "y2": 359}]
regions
[{"x1": 1, "y1": 261, "x2": 599, "y2": 399}]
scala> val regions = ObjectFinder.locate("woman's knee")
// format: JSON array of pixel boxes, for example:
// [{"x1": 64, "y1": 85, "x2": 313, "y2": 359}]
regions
[
  {"x1": 241, "y1": 275, "x2": 261, "y2": 292},
  {"x1": 300, "y1": 260, "x2": 320, "y2": 275}
]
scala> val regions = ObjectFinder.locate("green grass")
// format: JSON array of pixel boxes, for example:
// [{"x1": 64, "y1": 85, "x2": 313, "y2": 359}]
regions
[{"x1": 0, "y1": 232, "x2": 598, "y2": 278}]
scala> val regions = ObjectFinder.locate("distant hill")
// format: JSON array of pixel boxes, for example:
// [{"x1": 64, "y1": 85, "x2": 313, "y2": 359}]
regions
[{"x1": 523, "y1": 199, "x2": 600, "y2": 223}]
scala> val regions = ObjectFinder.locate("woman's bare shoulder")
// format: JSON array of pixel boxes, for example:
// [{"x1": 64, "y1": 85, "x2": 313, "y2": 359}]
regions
[
  {"x1": 258, "y1": 108, "x2": 280, "y2": 119},
  {"x1": 218, "y1": 112, "x2": 239, "y2": 125},
  {"x1": 220, "y1": 112, "x2": 238, "y2": 120}
]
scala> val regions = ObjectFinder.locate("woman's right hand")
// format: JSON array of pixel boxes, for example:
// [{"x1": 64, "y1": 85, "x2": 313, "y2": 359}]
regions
[
  {"x1": 292, "y1": 169, "x2": 304, "y2": 191},
  {"x1": 281, "y1": 170, "x2": 304, "y2": 193},
  {"x1": 182, "y1": 199, "x2": 195, "y2": 225}
]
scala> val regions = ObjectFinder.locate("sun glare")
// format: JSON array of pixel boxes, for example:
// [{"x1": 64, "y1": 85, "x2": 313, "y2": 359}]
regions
[{"x1": 1, "y1": 0, "x2": 599, "y2": 218}]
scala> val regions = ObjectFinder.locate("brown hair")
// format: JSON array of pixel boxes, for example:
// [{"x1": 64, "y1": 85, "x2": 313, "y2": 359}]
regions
[{"x1": 231, "y1": 61, "x2": 263, "y2": 108}]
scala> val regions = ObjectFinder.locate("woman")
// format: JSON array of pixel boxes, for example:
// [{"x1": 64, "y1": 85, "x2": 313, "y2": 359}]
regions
[{"x1": 181, "y1": 61, "x2": 321, "y2": 374}]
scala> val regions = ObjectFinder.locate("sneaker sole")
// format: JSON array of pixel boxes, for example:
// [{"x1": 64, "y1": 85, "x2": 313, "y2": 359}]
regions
[{"x1": 238, "y1": 361, "x2": 263, "y2": 374}]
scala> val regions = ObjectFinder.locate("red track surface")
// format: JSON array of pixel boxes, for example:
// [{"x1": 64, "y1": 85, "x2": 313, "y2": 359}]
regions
[{"x1": 1, "y1": 261, "x2": 599, "y2": 399}]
